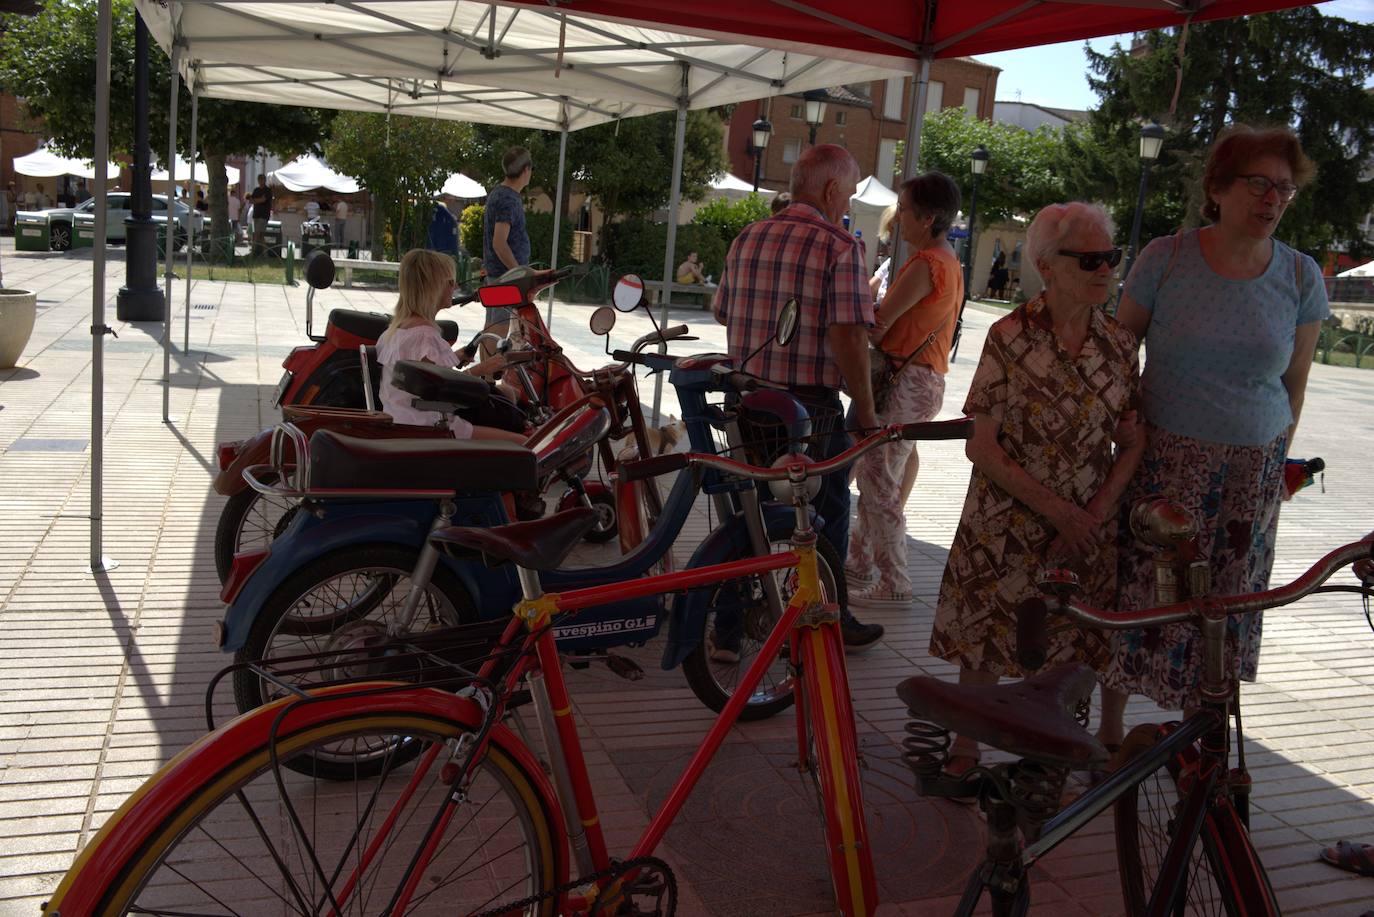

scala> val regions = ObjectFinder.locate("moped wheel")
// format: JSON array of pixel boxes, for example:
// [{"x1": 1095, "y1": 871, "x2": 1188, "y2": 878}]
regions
[
  {"x1": 234, "y1": 545, "x2": 477, "y2": 779},
  {"x1": 1114, "y1": 723, "x2": 1278, "y2": 917},
  {"x1": 682, "y1": 527, "x2": 845, "y2": 721},
  {"x1": 580, "y1": 488, "x2": 618, "y2": 543},
  {"x1": 213, "y1": 473, "x2": 299, "y2": 583}
]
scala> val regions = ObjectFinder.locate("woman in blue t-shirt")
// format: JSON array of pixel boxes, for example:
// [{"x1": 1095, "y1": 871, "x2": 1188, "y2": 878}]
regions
[{"x1": 1103, "y1": 125, "x2": 1329, "y2": 722}]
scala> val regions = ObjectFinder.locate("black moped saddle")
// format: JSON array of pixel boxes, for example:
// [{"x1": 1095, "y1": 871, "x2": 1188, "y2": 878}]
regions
[
  {"x1": 329, "y1": 309, "x2": 459, "y2": 344},
  {"x1": 391, "y1": 361, "x2": 491, "y2": 412},
  {"x1": 308, "y1": 429, "x2": 538, "y2": 492}
]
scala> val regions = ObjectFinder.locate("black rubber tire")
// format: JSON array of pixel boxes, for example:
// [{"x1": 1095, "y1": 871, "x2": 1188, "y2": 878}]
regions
[
  {"x1": 1113, "y1": 722, "x2": 1279, "y2": 917},
  {"x1": 581, "y1": 489, "x2": 618, "y2": 543},
  {"x1": 213, "y1": 474, "x2": 298, "y2": 583},
  {"x1": 80, "y1": 705, "x2": 561, "y2": 917},
  {"x1": 681, "y1": 521, "x2": 846, "y2": 721},
  {"x1": 233, "y1": 544, "x2": 477, "y2": 779},
  {"x1": 50, "y1": 223, "x2": 72, "y2": 252}
]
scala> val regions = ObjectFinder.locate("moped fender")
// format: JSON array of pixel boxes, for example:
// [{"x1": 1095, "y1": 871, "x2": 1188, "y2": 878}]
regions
[
  {"x1": 659, "y1": 503, "x2": 815, "y2": 671},
  {"x1": 213, "y1": 428, "x2": 273, "y2": 496},
  {"x1": 219, "y1": 510, "x2": 431, "y2": 653}
]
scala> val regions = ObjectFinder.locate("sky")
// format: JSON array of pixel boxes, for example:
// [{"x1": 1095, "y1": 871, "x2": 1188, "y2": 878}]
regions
[{"x1": 971, "y1": 0, "x2": 1374, "y2": 111}]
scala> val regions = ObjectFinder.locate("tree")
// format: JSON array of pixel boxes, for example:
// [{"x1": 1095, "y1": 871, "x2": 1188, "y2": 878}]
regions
[
  {"x1": 1071, "y1": 8, "x2": 1374, "y2": 257},
  {"x1": 0, "y1": 0, "x2": 332, "y2": 252},
  {"x1": 321, "y1": 111, "x2": 476, "y2": 259},
  {"x1": 898, "y1": 107, "x2": 1068, "y2": 233}
]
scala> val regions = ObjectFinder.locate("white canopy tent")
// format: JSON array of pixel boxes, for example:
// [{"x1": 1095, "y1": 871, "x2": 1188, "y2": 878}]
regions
[
  {"x1": 268, "y1": 155, "x2": 360, "y2": 194},
  {"x1": 1337, "y1": 261, "x2": 1374, "y2": 278},
  {"x1": 849, "y1": 175, "x2": 899, "y2": 275},
  {"x1": 711, "y1": 172, "x2": 776, "y2": 199},
  {"x1": 14, "y1": 145, "x2": 120, "y2": 180},
  {"x1": 151, "y1": 154, "x2": 241, "y2": 186},
  {"x1": 440, "y1": 173, "x2": 486, "y2": 200}
]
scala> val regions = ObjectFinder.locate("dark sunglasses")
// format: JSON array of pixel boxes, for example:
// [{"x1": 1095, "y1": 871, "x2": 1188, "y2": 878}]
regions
[{"x1": 1058, "y1": 248, "x2": 1123, "y2": 271}]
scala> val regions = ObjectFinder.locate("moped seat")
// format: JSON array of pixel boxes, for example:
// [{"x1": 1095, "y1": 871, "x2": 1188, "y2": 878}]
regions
[
  {"x1": 328, "y1": 309, "x2": 459, "y2": 344},
  {"x1": 391, "y1": 361, "x2": 491, "y2": 411},
  {"x1": 895, "y1": 664, "x2": 1108, "y2": 768},
  {"x1": 308, "y1": 429, "x2": 537, "y2": 492},
  {"x1": 431, "y1": 507, "x2": 599, "y2": 571}
]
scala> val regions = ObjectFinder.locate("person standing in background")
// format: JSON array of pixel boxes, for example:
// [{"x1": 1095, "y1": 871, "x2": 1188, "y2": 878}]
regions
[
  {"x1": 481, "y1": 146, "x2": 533, "y2": 355},
  {"x1": 250, "y1": 174, "x2": 272, "y2": 256}
]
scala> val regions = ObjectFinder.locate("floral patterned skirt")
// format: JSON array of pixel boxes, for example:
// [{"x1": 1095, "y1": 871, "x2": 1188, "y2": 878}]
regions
[{"x1": 1103, "y1": 426, "x2": 1287, "y2": 710}]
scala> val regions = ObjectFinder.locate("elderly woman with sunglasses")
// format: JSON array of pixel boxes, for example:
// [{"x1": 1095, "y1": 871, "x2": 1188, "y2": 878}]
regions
[
  {"x1": 929, "y1": 202, "x2": 1145, "y2": 775},
  {"x1": 1103, "y1": 126, "x2": 1329, "y2": 726}
]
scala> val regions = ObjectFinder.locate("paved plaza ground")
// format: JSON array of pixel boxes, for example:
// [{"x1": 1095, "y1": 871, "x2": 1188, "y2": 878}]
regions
[{"x1": 1, "y1": 241, "x2": 1372, "y2": 915}]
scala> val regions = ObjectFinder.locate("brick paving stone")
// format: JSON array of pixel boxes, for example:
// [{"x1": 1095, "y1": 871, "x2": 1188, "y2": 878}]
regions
[{"x1": 2, "y1": 244, "x2": 1374, "y2": 914}]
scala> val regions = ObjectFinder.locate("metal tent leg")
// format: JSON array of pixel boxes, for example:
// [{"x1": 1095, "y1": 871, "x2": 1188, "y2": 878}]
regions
[{"x1": 90, "y1": 0, "x2": 117, "y2": 573}]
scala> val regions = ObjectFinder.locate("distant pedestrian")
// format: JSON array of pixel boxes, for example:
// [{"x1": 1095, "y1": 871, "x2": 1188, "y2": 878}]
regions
[
  {"x1": 481, "y1": 146, "x2": 533, "y2": 353},
  {"x1": 77, "y1": 180, "x2": 91, "y2": 203},
  {"x1": 195, "y1": 189, "x2": 209, "y2": 213},
  {"x1": 250, "y1": 175, "x2": 272, "y2": 256},
  {"x1": 334, "y1": 198, "x2": 350, "y2": 247}
]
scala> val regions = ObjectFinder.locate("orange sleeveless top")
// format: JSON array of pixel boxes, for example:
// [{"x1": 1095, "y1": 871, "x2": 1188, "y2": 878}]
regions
[{"x1": 877, "y1": 246, "x2": 964, "y2": 375}]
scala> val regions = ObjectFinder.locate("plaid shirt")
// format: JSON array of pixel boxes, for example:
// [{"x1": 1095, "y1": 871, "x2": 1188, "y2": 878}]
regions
[{"x1": 717, "y1": 203, "x2": 874, "y2": 388}]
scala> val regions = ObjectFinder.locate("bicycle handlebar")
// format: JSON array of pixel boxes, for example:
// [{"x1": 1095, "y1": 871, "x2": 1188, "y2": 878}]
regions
[
  {"x1": 619, "y1": 417, "x2": 974, "y2": 484},
  {"x1": 1014, "y1": 538, "x2": 1374, "y2": 670}
]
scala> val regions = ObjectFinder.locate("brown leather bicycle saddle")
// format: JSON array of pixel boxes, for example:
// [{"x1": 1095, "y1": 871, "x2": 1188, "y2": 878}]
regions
[
  {"x1": 431, "y1": 507, "x2": 599, "y2": 570},
  {"x1": 308, "y1": 430, "x2": 537, "y2": 492},
  {"x1": 896, "y1": 664, "x2": 1108, "y2": 768}
]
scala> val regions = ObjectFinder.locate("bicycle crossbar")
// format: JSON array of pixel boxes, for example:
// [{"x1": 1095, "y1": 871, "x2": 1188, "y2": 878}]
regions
[{"x1": 549, "y1": 551, "x2": 799, "y2": 613}]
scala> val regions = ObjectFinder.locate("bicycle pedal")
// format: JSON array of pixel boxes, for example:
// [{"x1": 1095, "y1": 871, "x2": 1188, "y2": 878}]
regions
[{"x1": 605, "y1": 653, "x2": 645, "y2": 681}]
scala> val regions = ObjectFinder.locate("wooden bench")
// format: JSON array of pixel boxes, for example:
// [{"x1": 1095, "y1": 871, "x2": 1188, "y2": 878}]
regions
[
  {"x1": 642, "y1": 279, "x2": 719, "y2": 309},
  {"x1": 333, "y1": 257, "x2": 402, "y2": 288}
]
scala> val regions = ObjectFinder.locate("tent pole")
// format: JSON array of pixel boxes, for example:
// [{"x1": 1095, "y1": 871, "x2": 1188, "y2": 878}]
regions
[
  {"x1": 162, "y1": 44, "x2": 181, "y2": 423},
  {"x1": 545, "y1": 101, "x2": 569, "y2": 330},
  {"x1": 651, "y1": 64, "x2": 689, "y2": 425},
  {"x1": 893, "y1": 51, "x2": 932, "y2": 272},
  {"x1": 89, "y1": 0, "x2": 116, "y2": 572},
  {"x1": 183, "y1": 78, "x2": 200, "y2": 353}
]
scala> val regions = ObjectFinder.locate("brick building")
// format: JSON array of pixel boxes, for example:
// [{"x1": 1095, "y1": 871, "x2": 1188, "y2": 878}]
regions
[{"x1": 725, "y1": 58, "x2": 1000, "y2": 191}]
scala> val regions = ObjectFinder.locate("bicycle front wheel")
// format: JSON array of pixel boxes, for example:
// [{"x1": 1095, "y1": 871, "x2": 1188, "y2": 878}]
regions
[
  {"x1": 1114, "y1": 722, "x2": 1279, "y2": 917},
  {"x1": 46, "y1": 687, "x2": 564, "y2": 917}
]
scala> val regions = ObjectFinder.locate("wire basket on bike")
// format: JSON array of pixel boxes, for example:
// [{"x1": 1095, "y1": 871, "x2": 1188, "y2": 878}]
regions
[{"x1": 735, "y1": 400, "x2": 842, "y2": 468}]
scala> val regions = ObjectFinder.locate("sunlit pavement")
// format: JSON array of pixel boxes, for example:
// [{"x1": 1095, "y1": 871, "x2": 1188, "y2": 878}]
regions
[{"x1": 2, "y1": 241, "x2": 1372, "y2": 915}]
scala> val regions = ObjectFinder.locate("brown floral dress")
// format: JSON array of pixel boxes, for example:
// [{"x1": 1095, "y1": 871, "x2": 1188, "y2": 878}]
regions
[{"x1": 930, "y1": 295, "x2": 1140, "y2": 677}]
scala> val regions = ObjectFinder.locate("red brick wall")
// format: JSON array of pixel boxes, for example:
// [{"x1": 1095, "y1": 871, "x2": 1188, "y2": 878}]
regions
[
  {"x1": 725, "y1": 58, "x2": 1000, "y2": 190},
  {"x1": 1, "y1": 92, "x2": 44, "y2": 194}
]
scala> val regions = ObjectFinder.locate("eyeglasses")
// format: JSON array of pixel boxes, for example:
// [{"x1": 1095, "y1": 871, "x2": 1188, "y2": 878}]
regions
[
  {"x1": 1236, "y1": 174, "x2": 1298, "y2": 202},
  {"x1": 1058, "y1": 248, "x2": 1123, "y2": 271}
]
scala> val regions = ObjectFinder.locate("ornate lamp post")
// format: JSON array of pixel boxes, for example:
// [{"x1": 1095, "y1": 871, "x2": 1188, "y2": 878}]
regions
[
  {"x1": 116, "y1": 11, "x2": 164, "y2": 321},
  {"x1": 750, "y1": 116, "x2": 772, "y2": 193},
  {"x1": 1122, "y1": 121, "x2": 1166, "y2": 291},
  {"x1": 961, "y1": 144, "x2": 990, "y2": 306},
  {"x1": 803, "y1": 89, "x2": 828, "y2": 147}
]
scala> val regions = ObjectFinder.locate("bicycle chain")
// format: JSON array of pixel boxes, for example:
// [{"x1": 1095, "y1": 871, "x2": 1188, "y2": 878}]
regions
[{"x1": 467, "y1": 854, "x2": 677, "y2": 917}]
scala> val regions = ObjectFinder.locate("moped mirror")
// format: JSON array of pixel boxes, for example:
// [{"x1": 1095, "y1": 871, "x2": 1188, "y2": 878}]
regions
[
  {"x1": 589, "y1": 306, "x2": 617, "y2": 336},
  {"x1": 775, "y1": 298, "x2": 799, "y2": 347},
  {"x1": 612, "y1": 274, "x2": 645, "y2": 313}
]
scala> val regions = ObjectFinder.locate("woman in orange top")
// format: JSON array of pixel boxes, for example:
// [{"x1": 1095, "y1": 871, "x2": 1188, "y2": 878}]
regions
[{"x1": 847, "y1": 171, "x2": 964, "y2": 609}]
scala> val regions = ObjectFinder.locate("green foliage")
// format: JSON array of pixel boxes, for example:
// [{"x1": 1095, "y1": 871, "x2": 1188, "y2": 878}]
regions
[
  {"x1": 524, "y1": 211, "x2": 574, "y2": 268},
  {"x1": 460, "y1": 204, "x2": 485, "y2": 259},
  {"x1": 1072, "y1": 8, "x2": 1374, "y2": 257},
  {"x1": 691, "y1": 193, "x2": 771, "y2": 248},
  {"x1": 603, "y1": 221, "x2": 726, "y2": 281},
  {"x1": 323, "y1": 111, "x2": 475, "y2": 259},
  {"x1": 900, "y1": 107, "x2": 1067, "y2": 231}
]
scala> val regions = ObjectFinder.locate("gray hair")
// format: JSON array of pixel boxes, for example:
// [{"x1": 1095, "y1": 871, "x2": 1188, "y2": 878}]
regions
[
  {"x1": 790, "y1": 143, "x2": 858, "y2": 198},
  {"x1": 1024, "y1": 202, "x2": 1115, "y2": 284}
]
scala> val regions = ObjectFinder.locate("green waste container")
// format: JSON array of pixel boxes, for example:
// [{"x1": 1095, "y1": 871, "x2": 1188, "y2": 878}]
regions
[
  {"x1": 264, "y1": 221, "x2": 283, "y2": 257},
  {"x1": 72, "y1": 213, "x2": 95, "y2": 249},
  {"x1": 15, "y1": 213, "x2": 50, "y2": 252}
]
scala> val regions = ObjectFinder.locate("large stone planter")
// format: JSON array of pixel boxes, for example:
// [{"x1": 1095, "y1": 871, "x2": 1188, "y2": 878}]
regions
[{"x1": 0, "y1": 288, "x2": 38, "y2": 369}]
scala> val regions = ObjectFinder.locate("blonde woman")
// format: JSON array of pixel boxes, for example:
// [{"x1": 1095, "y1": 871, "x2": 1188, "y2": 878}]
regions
[{"x1": 376, "y1": 249, "x2": 526, "y2": 443}]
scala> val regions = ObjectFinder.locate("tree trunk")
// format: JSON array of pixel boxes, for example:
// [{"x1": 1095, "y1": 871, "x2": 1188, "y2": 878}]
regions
[
  {"x1": 370, "y1": 202, "x2": 385, "y2": 260},
  {"x1": 205, "y1": 150, "x2": 230, "y2": 261}
]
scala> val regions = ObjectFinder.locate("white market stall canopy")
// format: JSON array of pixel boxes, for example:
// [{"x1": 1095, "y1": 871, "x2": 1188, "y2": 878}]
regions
[
  {"x1": 269, "y1": 155, "x2": 360, "y2": 194},
  {"x1": 848, "y1": 175, "x2": 898, "y2": 275},
  {"x1": 851, "y1": 175, "x2": 898, "y2": 210},
  {"x1": 14, "y1": 145, "x2": 120, "y2": 180},
  {"x1": 1337, "y1": 261, "x2": 1374, "y2": 278},
  {"x1": 711, "y1": 172, "x2": 774, "y2": 198},
  {"x1": 152, "y1": 155, "x2": 241, "y2": 186},
  {"x1": 440, "y1": 173, "x2": 485, "y2": 199},
  {"x1": 133, "y1": 1, "x2": 906, "y2": 130}
]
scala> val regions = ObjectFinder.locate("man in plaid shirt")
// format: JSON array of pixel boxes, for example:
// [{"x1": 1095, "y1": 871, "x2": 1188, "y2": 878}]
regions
[{"x1": 715, "y1": 144, "x2": 884, "y2": 651}]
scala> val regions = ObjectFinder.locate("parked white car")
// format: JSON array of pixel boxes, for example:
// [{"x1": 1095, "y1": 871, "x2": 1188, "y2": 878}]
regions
[{"x1": 17, "y1": 193, "x2": 204, "y2": 251}]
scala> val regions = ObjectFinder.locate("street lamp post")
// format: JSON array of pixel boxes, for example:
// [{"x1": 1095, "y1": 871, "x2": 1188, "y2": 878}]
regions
[
  {"x1": 803, "y1": 89, "x2": 828, "y2": 147},
  {"x1": 750, "y1": 116, "x2": 772, "y2": 192},
  {"x1": 1122, "y1": 121, "x2": 1166, "y2": 295},
  {"x1": 952, "y1": 144, "x2": 989, "y2": 361}
]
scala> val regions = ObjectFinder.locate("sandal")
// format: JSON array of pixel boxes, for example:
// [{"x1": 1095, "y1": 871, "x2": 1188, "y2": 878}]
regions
[{"x1": 1318, "y1": 840, "x2": 1374, "y2": 878}]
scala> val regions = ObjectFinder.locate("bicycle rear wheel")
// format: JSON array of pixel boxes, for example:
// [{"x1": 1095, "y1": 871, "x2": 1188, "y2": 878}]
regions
[
  {"x1": 46, "y1": 687, "x2": 564, "y2": 917},
  {"x1": 1114, "y1": 722, "x2": 1278, "y2": 917}
]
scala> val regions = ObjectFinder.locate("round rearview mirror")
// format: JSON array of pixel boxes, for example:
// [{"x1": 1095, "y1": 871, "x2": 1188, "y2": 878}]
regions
[
  {"x1": 589, "y1": 306, "x2": 617, "y2": 336},
  {"x1": 304, "y1": 250, "x2": 336, "y2": 290},
  {"x1": 775, "y1": 299, "x2": 800, "y2": 348},
  {"x1": 612, "y1": 274, "x2": 645, "y2": 313}
]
